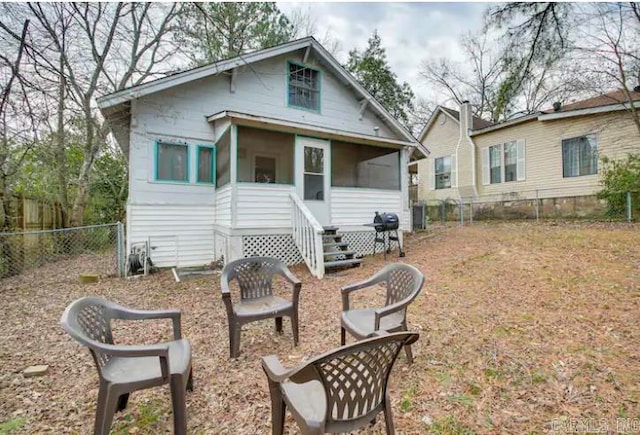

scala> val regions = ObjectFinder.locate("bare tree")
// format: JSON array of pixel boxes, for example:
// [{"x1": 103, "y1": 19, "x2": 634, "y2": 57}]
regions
[
  {"x1": 0, "y1": 19, "x2": 37, "y2": 230},
  {"x1": 1, "y1": 3, "x2": 182, "y2": 226},
  {"x1": 421, "y1": 33, "x2": 509, "y2": 122},
  {"x1": 575, "y1": 3, "x2": 640, "y2": 135}
]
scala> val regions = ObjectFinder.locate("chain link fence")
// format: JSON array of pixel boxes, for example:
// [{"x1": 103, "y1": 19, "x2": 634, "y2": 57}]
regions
[
  {"x1": 412, "y1": 190, "x2": 639, "y2": 229},
  {"x1": 0, "y1": 222, "x2": 125, "y2": 280}
]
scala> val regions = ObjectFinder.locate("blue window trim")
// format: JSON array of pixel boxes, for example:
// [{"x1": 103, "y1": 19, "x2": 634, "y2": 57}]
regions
[
  {"x1": 286, "y1": 60, "x2": 322, "y2": 113},
  {"x1": 154, "y1": 140, "x2": 190, "y2": 183},
  {"x1": 196, "y1": 144, "x2": 216, "y2": 185}
]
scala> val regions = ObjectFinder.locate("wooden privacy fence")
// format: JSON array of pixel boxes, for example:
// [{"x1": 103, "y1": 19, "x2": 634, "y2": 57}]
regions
[{"x1": 1, "y1": 194, "x2": 64, "y2": 231}]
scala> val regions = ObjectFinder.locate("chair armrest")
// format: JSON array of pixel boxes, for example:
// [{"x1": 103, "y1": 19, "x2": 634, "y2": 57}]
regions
[
  {"x1": 277, "y1": 266, "x2": 302, "y2": 287},
  {"x1": 261, "y1": 355, "x2": 291, "y2": 383},
  {"x1": 220, "y1": 278, "x2": 234, "y2": 319},
  {"x1": 374, "y1": 300, "x2": 408, "y2": 330},
  {"x1": 100, "y1": 343, "x2": 171, "y2": 380},
  {"x1": 113, "y1": 307, "x2": 183, "y2": 340},
  {"x1": 341, "y1": 273, "x2": 386, "y2": 311}
]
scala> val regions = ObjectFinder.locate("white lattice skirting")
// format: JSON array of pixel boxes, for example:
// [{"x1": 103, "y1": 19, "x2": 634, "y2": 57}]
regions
[
  {"x1": 242, "y1": 234, "x2": 304, "y2": 265},
  {"x1": 242, "y1": 231, "x2": 381, "y2": 265},
  {"x1": 341, "y1": 231, "x2": 377, "y2": 256}
]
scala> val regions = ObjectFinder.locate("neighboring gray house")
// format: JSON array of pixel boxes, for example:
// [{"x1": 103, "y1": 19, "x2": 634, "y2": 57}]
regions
[{"x1": 98, "y1": 37, "x2": 427, "y2": 278}]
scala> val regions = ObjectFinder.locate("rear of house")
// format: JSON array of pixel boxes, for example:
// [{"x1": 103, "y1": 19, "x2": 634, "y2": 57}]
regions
[
  {"x1": 98, "y1": 37, "x2": 426, "y2": 278},
  {"x1": 416, "y1": 91, "x2": 640, "y2": 215}
]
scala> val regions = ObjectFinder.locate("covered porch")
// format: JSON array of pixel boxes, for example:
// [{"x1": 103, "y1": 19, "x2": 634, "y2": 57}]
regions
[{"x1": 208, "y1": 110, "x2": 415, "y2": 277}]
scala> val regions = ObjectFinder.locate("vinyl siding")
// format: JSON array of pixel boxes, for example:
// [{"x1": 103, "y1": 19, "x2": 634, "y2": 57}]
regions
[
  {"x1": 215, "y1": 184, "x2": 232, "y2": 227},
  {"x1": 235, "y1": 184, "x2": 293, "y2": 228},
  {"x1": 331, "y1": 188, "x2": 408, "y2": 231},
  {"x1": 473, "y1": 112, "x2": 639, "y2": 199},
  {"x1": 128, "y1": 204, "x2": 215, "y2": 267},
  {"x1": 417, "y1": 114, "x2": 461, "y2": 201}
]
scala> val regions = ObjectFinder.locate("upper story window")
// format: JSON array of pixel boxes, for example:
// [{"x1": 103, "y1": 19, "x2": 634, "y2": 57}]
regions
[
  {"x1": 288, "y1": 61, "x2": 320, "y2": 111},
  {"x1": 482, "y1": 140, "x2": 526, "y2": 185},
  {"x1": 435, "y1": 156, "x2": 452, "y2": 189},
  {"x1": 156, "y1": 141, "x2": 188, "y2": 182},
  {"x1": 562, "y1": 134, "x2": 597, "y2": 177}
]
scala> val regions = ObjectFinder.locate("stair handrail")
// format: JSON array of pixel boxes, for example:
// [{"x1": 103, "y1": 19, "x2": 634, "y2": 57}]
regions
[{"x1": 289, "y1": 192, "x2": 325, "y2": 278}]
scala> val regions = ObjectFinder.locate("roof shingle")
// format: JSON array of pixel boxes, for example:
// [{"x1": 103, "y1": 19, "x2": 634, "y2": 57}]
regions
[{"x1": 546, "y1": 89, "x2": 640, "y2": 113}]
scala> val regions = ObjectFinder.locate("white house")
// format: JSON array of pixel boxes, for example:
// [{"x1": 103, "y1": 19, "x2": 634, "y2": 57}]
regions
[{"x1": 98, "y1": 37, "x2": 427, "y2": 278}]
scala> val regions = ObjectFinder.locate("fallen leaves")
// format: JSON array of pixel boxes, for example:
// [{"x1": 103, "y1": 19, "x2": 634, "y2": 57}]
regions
[{"x1": 0, "y1": 221, "x2": 639, "y2": 433}]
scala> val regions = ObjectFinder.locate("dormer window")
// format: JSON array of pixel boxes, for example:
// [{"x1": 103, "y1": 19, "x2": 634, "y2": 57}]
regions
[{"x1": 288, "y1": 61, "x2": 320, "y2": 112}]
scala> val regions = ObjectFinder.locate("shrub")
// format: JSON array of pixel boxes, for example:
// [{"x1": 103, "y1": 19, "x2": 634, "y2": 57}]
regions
[{"x1": 598, "y1": 154, "x2": 640, "y2": 218}]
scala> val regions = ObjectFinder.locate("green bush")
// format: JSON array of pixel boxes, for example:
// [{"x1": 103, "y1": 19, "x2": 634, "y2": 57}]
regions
[{"x1": 598, "y1": 154, "x2": 640, "y2": 218}]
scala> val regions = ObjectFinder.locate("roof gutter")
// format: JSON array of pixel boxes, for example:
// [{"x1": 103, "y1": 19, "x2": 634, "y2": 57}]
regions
[
  {"x1": 207, "y1": 110, "x2": 419, "y2": 148},
  {"x1": 469, "y1": 113, "x2": 538, "y2": 136},
  {"x1": 538, "y1": 102, "x2": 637, "y2": 121}
]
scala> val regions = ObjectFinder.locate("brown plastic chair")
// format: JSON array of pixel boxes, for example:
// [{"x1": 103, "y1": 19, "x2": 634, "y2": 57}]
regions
[
  {"x1": 60, "y1": 297, "x2": 193, "y2": 435},
  {"x1": 340, "y1": 263, "x2": 424, "y2": 364},
  {"x1": 262, "y1": 331, "x2": 420, "y2": 434},
  {"x1": 221, "y1": 256, "x2": 302, "y2": 358}
]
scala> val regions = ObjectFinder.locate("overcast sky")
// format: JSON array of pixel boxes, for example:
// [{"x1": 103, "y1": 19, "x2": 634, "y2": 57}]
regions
[{"x1": 278, "y1": 2, "x2": 488, "y2": 105}]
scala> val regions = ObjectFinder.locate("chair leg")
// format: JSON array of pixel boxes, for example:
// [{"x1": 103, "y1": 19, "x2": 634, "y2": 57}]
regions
[
  {"x1": 230, "y1": 323, "x2": 241, "y2": 358},
  {"x1": 275, "y1": 317, "x2": 283, "y2": 334},
  {"x1": 186, "y1": 367, "x2": 194, "y2": 392},
  {"x1": 291, "y1": 312, "x2": 299, "y2": 346},
  {"x1": 340, "y1": 327, "x2": 346, "y2": 346},
  {"x1": 94, "y1": 382, "x2": 120, "y2": 435},
  {"x1": 404, "y1": 344, "x2": 414, "y2": 365},
  {"x1": 171, "y1": 375, "x2": 188, "y2": 435},
  {"x1": 267, "y1": 379, "x2": 286, "y2": 435},
  {"x1": 383, "y1": 398, "x2": 395, "y2": 435},
  {"x1": 116, "y1": 393, "x2": 129, "y2": 412}
]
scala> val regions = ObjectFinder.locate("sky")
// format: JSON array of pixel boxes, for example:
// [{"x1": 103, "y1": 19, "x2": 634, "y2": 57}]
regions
[{"x1": 278, "y1": 2, "x2": 488, "y2": 104}]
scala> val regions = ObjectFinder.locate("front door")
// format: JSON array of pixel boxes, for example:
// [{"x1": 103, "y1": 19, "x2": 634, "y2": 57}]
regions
[{"x1": 295, "y1": 136, "x2": 331, "y2": 226}]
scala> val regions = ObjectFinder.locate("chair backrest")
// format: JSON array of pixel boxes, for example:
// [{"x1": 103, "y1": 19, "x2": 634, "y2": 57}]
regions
[
  {"x1": 60, "y1": 296, "x2": 116, "y2": 372},
  {"x1": 221, "y1": 257, "x2": 286, "y2": 300},
  {"x1": 383, "y1": 263, "x2": 424, "y2": 308},
  {"x1": 297, "y1": 332, "x2": 419, "y2": 429}
]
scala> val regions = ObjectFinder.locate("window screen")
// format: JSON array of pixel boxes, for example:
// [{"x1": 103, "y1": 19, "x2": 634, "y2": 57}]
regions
[
  {"x1": 157, "y1": 142, "x2": 188, "y2": 182},
  {"x1": 332, "y1": 141, "x2": 400, "y2": 190}
]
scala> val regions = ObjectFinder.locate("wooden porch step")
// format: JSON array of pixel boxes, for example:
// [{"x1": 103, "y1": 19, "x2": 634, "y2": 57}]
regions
[
  {"x1": 323, "y1": 250, "x2": 356, "y2": 258},
  {"x1": 322, "y1": 234, "x2": 343, "y2": 241},
  {"x1": 323, "y1": 241, "x2": 349, "y2": 248},
  {"x1": 324, "y1": 258, "x2": 363, "y2": 268}
]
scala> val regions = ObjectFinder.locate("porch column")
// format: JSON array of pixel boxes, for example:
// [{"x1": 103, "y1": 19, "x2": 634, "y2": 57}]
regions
[{"x1": 230, "y1": 124, "x2": 238, "y2": 229}]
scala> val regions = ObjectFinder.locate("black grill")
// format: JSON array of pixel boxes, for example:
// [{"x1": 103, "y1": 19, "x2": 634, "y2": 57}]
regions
[
  {"x1": 373, "y1": 212, "x2": 399, "y2": 231},
  {"x1": 370, "y1": 211, "x2": 404, "y2": 258}
]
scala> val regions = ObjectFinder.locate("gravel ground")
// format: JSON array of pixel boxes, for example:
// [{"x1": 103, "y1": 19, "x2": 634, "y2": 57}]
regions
[{"x1": 1, "y1": 221, "x2": 639, "y2": 434}]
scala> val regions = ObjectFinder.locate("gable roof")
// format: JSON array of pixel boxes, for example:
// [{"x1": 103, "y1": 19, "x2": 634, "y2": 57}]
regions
[
  {"x1": 97, "y1": 36, "x2": 420, "y2": 147},
  {"x1": 418, "y1": 105, "x2": 492, "y2": 141},
  {"x1": 441, "y1": 107, "x2": 493, "y2": 130}
]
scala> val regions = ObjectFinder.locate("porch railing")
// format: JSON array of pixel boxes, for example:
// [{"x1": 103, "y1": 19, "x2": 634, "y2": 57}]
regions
[{"x1": 290, "y1": 192, "x2": 325, "y2": 278}]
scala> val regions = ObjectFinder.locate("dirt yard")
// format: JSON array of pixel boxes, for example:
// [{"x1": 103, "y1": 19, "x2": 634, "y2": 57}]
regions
[{"x1": 1, "y1": 222, "x2": 639, "y2": 434}]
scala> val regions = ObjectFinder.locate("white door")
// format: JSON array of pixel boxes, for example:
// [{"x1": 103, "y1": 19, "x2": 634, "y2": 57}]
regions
[{"x1": 295, "y1": 136, "x2": 331, "y2": 226}]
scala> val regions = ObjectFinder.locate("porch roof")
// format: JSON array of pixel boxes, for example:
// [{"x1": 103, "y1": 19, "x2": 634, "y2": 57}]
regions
[{"x1": 207, "y1": 110, "x2": 428, "y2": 153}]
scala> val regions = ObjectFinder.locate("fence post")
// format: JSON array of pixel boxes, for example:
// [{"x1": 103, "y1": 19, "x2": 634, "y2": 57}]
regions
[
  {"x1": 627, "y1": 192, "x2": 632, "y2": 222},
  {"x1": 469, "y1": 198, "x2": 473, "y2": 223},
  {"x1": 440, "y1": 200, "x2": 445, "y2": 224},
  {"x1": 459, "y1": 199, "x2": 464, "y2": 226},
  {"x1": 422, "y1": 204, "x2": 426, "y2": 230},
  {"x1": 116, "y1": 221, "x2": 124, "y2": 277},
  {"x1": 535, "y1": 190, "x2": 540, "y2": 222}
]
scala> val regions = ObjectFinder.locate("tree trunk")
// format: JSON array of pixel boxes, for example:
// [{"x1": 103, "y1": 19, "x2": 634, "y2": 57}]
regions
[{"x1": 55, "y1": 48, "x2": 70, "y2": 228}]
